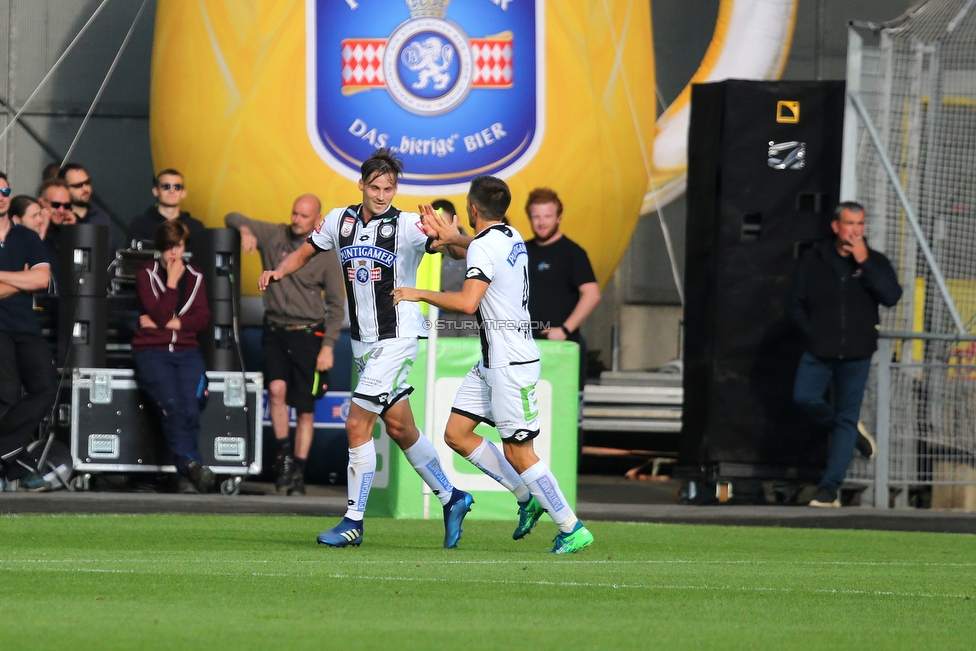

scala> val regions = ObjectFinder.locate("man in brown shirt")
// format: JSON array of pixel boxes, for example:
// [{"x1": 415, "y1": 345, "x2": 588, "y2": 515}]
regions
[{"x1": 225, "y1": 194, "x2": 345, "y2": 495}]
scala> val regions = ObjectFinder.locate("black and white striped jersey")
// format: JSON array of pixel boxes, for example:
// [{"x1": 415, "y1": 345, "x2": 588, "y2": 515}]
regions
[
  {"x1": 308, "y1": 204, "x2": 431, "y2": 342},
  {"x1": 465, "y1": 223, "x2": 540, "y2": 368}
]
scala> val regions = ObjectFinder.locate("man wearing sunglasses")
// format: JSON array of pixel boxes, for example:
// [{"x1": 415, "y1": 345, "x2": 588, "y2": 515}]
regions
[
  {"x1": 58, "y1": 162, "x2": 122, "y2": 253},
  {"x1": 38, "y1": 179, "x2": 75, "y2": 227},
  {"x1": 35, "y1": 178, "x2": 77, "y2": 289},
  {"x1": 0, "y1": 171, "x2": 58, "y2": 491},
  {"x1": 126, "y1": 169, "x2": 206, "y2": 251}
]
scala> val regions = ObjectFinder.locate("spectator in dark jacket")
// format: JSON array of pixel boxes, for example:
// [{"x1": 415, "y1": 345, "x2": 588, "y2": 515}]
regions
[
  {"x1": 126, "y1": 169, "x2": 206, "y2": 250},
  {"x1": 132, "y1": 220, "x2": 213, "y2": 493},
  {"x1": 58, "y1": 162, "x2": 123, "y2": 253},
  {"x1": 787, "y1": 201, "x2": 902, "y2": 507}
]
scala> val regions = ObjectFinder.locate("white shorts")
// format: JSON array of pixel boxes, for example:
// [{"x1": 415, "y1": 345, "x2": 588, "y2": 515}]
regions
[
  {"x1": 351, "y1": 337, "x2": 418, "y2": 414},
  {"x1": 451, "y1": 361, "x2": 541, "y2": 441}
]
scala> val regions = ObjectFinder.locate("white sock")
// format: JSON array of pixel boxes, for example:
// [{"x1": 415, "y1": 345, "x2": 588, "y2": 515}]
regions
[
  {"x1": 402, "y1": 432, "x2": 454, "y2": 506},
  {"x1": 464, "y1": 438, "x2": 531, "y2": 503},
  {"x1": 520, "y1": 460, "x2": 578, "y2": 533},
  {"x1": 345, "y1": 440, "x2": 376, "y2": 521}
]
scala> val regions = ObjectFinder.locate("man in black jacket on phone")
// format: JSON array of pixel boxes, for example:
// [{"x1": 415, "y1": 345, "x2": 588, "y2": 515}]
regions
[{"x1": 787, "y1": 201, "x2": 902, "y2": 507}]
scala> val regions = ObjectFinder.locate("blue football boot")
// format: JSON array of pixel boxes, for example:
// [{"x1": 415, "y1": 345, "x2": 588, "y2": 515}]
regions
[
  {"x1": 443, "y1": 489, "x2": 474, "y2": 548},
  {"x1": 316, "y1": 517, "x2": 364, "y2": 547}
]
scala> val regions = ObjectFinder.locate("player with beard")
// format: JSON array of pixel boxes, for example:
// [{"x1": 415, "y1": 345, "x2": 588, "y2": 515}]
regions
[{"x1": 394, "y1": 176, "x2": 594, "y2": 554}]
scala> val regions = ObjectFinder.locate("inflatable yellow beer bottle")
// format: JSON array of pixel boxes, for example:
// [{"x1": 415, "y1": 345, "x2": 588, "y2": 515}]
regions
[{"x1": 151, "y1": 0, "x2": 656, "y2": 294}]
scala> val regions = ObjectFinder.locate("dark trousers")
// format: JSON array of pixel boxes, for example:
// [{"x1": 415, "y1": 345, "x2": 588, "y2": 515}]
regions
[
  {"x1": 0, "y1": 331, "x2": 57, "y2": 461},
  {"x1": 792, "y1": 351, "x2": 873, "y2": 491},
  {"x1": 133, "y1": 348, "x2": 207, "y2": 475}
]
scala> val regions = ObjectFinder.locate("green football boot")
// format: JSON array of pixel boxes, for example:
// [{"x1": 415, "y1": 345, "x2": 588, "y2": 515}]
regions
[
  {"x1": 513, "y1": 496, "x2": 545, "y2": 540},
  {"x1": 549, "y1": 521, "x2": 594, "y2": 554}
]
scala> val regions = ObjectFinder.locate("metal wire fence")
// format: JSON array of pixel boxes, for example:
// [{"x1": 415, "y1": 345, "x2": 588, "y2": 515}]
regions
[
  {"x1": 843, "y1": 1, "x2": 976, "y2": 508},
  {"x1": 849, "y1": 335, "x2": 976, "y2": 508}
]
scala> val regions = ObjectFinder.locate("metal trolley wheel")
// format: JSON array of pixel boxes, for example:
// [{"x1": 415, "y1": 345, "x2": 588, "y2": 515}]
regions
[
  {"x1": 72, "y1": 473, "x2": 92, "y2": 492},
  {"x1": 220, "y1": 476, "x2": 242, "y2": 496}
]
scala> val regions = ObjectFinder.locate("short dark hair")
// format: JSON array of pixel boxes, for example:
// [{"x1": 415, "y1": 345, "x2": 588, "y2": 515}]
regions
[
  {"x1": 154, "y1": 219, "x2": 191, "y2": 252},
  {"x1": 57, "y1": 162, "x2": 87, "y2": 179},
  {"x1": 835, "y1": 201, "x2": 865, "y2": 219},
  {"x1": 42, "y1": 163, "x2": 61, "y2": 181},
  {"x1": 525, "y1": 187, "x2": 563, "y2": 217},
  {"x1": 360, "y1": 149, "x2": 402, "y2": 184},
  {"x1": 0, "y1": 171, "x2": 7, "y2": 182},
  {"x1": 468, "y1": 176, "x2": 511, "y2": 222},
  {"x1": 10, "y1": 195, "x2": 38, "y2": 220},
  {"x1": 154, "y1": 168, "x2": 183, "y2": 186},
  {"x1": 38, "y1": 178, "x2": 68, "y2": 197},
  {"x1": 431, "y1": 199, "x2": 456, "y2": 216}
]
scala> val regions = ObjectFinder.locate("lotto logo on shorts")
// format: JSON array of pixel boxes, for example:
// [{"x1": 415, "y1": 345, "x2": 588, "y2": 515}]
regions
[{"x1": 308, "y1": 0, "x2": 543, "y2": 193}]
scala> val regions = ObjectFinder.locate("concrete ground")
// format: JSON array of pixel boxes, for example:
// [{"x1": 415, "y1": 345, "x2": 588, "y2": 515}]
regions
[{"x1": 2, "y1": 475, "x2": 974, "y2": 535}]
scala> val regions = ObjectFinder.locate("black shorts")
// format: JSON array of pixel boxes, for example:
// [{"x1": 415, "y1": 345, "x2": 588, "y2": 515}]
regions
[{"x1": 262, "y1": 324, "x2": 323, "y2": 414}]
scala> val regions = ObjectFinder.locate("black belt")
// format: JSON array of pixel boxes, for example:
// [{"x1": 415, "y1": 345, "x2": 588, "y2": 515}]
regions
[{"x1": 268, "y1": 321, "x2": 324, "y2": 332}]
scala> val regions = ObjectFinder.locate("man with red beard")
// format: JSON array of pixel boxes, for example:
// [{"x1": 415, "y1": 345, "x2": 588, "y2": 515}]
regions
[{"x1": 524, "y1": 188, "x2": 600, "y2": 388}]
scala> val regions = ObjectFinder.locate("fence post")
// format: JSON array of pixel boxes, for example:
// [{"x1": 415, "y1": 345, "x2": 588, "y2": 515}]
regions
[{"x1": 874, "y1": 338, "x2": 892, "y2": 508}]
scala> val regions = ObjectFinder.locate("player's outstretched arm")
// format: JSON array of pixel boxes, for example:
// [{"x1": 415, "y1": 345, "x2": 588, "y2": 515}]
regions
[
  {"x1": 258, "y1": 241, "x2": 317, "y2": 291},
  {"x1": 392, "y1": 278, "x2": 488, "y2": 315}
]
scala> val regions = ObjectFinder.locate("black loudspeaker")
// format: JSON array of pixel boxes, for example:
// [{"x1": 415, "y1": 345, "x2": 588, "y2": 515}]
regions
[
  {"x1": 58, "y1": 295, "x2": 107, "y2": 367},
  {"x1": 192, "y1": 228, "x2": 240, "y2": 302},
  {"x1": 58, "y1": 224, "x2": 110, "y2": 297},
  {"x1": 199, "y1": 300, "x2": 242, "y2": 371},
  {"x1": 677, "y1": 80, "x2": 846, "y2": 480}
]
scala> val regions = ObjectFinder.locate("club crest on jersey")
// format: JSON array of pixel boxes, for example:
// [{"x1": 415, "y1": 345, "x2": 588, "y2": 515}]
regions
[
  {"x1": 349, "y1": 260, "x2": 382, "y2": 285},
  {"x1": 341, "y1": 216, "x2": 356, "y2": 237},
  {"x1": 379, "y1": 223, "x2": 394, "y2": 238},
  {"x1": 307, "y1": 0, "x2": 544, "y2": 193}
]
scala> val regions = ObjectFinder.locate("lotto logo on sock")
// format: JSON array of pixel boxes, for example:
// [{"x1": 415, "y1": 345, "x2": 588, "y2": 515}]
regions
[
  {"x1": 357, "y1": 471, "x2": 374, "y2": 511},
  {"x1": 537, "y1": 475, "x2": 564, "y2": 513},
  {"x1": 426, "y1": 460, "x2": 454, "y2": 493}
]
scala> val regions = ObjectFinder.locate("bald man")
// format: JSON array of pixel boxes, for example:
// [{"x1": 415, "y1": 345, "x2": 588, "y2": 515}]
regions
[{"x1": 225, "y1": 195, "x2": 345, "y2": 496}]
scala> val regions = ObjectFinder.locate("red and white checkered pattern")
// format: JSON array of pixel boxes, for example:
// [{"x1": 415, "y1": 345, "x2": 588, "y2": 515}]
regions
[
  {"x1": 340, "y1": 37, "x2": 513, "y2": 90},
  {"x1": 471, "y1": 39, "x2": 513, "y2": 87},
  {"x1": 348, "y1": 265, "x2": 382, "y2": 282},
  {"x1": 341, "y1": 39, "x2": 386, "y2": 88}
]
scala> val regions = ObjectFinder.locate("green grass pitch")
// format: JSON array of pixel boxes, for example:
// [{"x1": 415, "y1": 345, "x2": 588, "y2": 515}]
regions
[{"x1": 1, "y1": 514, "x2": 974, "y2": 650}]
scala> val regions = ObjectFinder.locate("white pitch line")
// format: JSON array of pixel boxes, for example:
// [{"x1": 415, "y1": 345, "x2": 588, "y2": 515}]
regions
[
  {"x1": 322, "y1": 572, "x2": 972, "y2": 600},
  {"x1": 3, "y1": 558, "x2": 976, "y2": 568},
  {"x1": 3, "y1": 562, "x2": 970, "y2": 600}
]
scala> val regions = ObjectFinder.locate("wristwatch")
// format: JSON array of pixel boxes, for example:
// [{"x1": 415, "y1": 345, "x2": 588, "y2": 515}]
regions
[{"x1": 559, "y1": 325, "x2": 571, "y2": 336}]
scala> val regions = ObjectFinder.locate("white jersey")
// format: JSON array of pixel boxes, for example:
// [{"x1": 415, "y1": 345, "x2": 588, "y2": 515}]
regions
[
  {"x1": 309, "y1": 204, "x2": 431, "y2": 342},
  {"x1": 465, "y1": 223, "x2": 541, "y2": 368}
]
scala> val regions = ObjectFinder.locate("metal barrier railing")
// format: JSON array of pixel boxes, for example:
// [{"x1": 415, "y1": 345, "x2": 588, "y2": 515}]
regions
[{"x1": 849, "y1": 332, "x2": 976, "y2": 508}]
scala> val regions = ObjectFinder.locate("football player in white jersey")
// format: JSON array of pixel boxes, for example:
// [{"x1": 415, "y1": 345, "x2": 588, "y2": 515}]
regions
[
  {"x1": 259, "y1": 149, "x2": 472, "y2": 548},
  {"x1": 394, "y1": 176, "x2": 594, "y2": 554}
]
